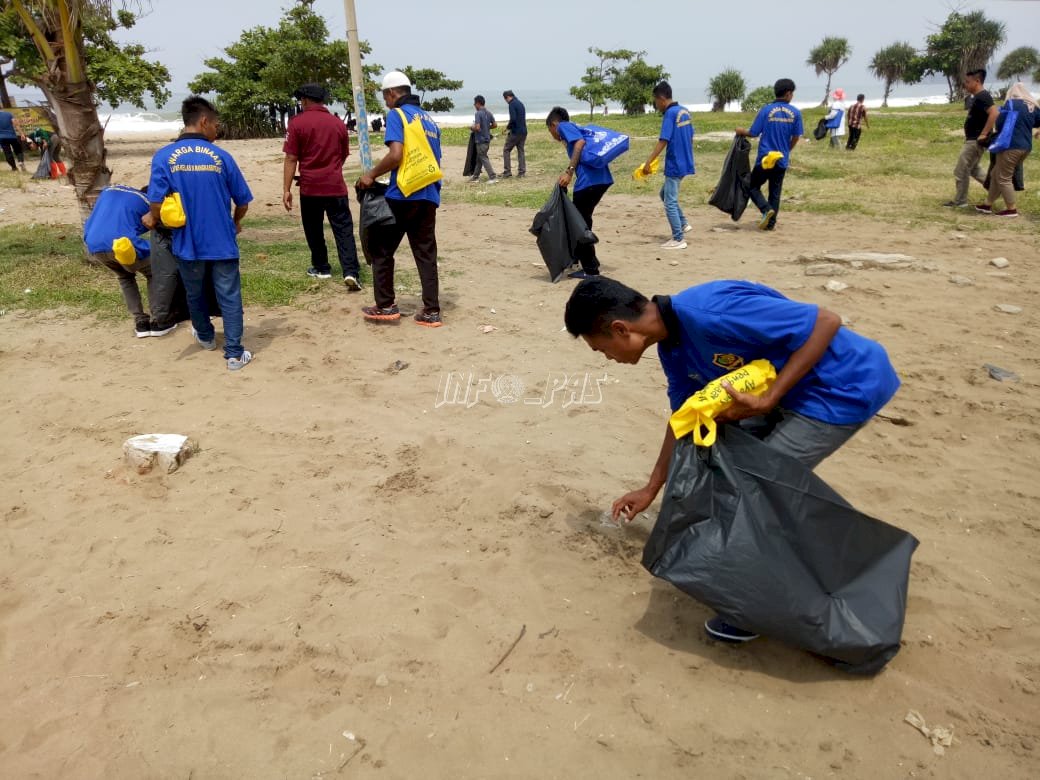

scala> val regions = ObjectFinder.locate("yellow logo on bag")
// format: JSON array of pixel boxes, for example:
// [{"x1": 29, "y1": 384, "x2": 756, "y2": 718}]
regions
[
  {"x1": 160, "y1": 192, "x2": 186, "y2": 227},
  {"x1": 669, "y1": 359, "x2": 777, "y2": 447},
  {"x1": 394, "y1": 108, "x2": 442, "y2": 197},
  {"x1": 112, "y1": 236, "x2": 138, "y2": 266}
]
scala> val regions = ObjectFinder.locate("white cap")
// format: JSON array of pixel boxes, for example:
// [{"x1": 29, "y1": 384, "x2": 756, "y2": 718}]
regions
[{"x1": 381, "y1": 71, "x2": 411, "y2": 91}]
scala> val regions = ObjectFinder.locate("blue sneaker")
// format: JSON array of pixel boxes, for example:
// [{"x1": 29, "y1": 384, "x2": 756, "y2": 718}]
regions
[
  {"x1": 307, "y1": 267, "x2": 332, "y2": 279},
  {"x1": 227, "y1": 350, "x2": 253, "y2": 371},
  {"x1": 704, "y1": 615, "x2": 759, "y2": 643},
  {"x1": 757, "y1": 209, "x2": 776, "y2": 231}
]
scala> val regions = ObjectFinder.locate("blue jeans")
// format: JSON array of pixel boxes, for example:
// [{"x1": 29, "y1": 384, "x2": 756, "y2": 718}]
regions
[
  {"x1": 177, "y1": 259, "x2": 245, "y2": 359},
  {"x1": 660, "y1": 176, "x2": 686, "y2": 240}
]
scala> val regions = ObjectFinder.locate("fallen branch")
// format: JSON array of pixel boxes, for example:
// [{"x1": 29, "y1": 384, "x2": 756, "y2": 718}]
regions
[{"x1": 489, "y1": 624, "x2": 526, "y2": 674}]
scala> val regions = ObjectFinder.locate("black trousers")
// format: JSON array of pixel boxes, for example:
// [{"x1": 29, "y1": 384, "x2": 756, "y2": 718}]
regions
[
  {"x1": 300, "y1": 194, "x2": 361, "y2": 279},
  {"x1": 1, "y1": 138, "x2": 24, "y2": 170},
  {"x1": 371, "y1": 198, "x2": 439, "y2": 313},
  {"x1": 846, "y1": 127, "x2": 862, "y2": 150},
  {"x1": 572, "y1": 184, "x2": 610, "y2": 274},
  {"x1": 747, "y1": 165, "x2": 787, "y2": 225}
]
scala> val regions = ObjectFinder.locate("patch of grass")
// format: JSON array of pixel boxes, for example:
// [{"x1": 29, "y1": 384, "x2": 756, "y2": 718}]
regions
[{"x1": 0, "y1": 169, "x2": 27, "y2": 190}]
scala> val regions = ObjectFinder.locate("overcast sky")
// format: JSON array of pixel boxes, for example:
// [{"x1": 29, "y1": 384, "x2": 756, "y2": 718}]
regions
[{"x1": 118, "y1": 0, "x2": 1038, "y2": 96}]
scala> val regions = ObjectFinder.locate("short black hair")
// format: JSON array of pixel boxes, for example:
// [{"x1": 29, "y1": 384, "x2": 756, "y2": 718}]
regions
[
  {"x1": 182, "y1": 96, "x2": 217, "y2": 127},
  {"x1": 474, "y1": 95, "x2": 485, "y2": 106},
  {"x1": 773, "y1": 78, "x2": 796, "y2": 98},
  {"x1": 546, "y1": 106, "x2": 570, "y2": 126},
  {"x1": 652, "y1": 81, "x2": 672, "y2": 100},
  {"x1": 564, "y1": 276, "x2": 650, "y2": 337},
  {"x1": 966, "y1": 69, "x2": 986, "y2": 83},
  {"x1": 857, "y1": 93, "x2": 865, "y2": 102},
  {"x1": 503, "y1": 90, "x2": 515, "y2": 99}
]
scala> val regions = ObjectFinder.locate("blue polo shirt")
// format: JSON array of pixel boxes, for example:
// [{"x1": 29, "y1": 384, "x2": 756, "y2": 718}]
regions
[
  {"x1": 660, "y1": 103, "x2": 695, "y2": 178},
  {"x1": 83, "y1": 185, "x2": 151, "y2": 259},
  {"x1": 748, "y1": 101, "x2": 804, "y2": 169},
  {"x1": 0, "y1": 111, "x2": 17, "y2": 140},
  {"x1": 655, "y1": 281, "x2": 899, "y2": 425},
  {"x1": 385, "y1": 101, "x2": 443, "y2": 205},
  {"x1": 147, "y1": 133, "x2": 253, "y2": 261},
  {"x1": 557, "y1": 121, "x2": 614, "y2": 192}
]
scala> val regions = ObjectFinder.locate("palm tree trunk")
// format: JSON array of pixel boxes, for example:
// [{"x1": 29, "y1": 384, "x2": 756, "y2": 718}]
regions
[
  {"x1": 0, "y1": 66, "x2": 12, "y2": 109},
  {"x1": 43, "y1": 80, "x2": 111, "y2": 225},
  {"x1": 821, "y1": 72, "x2": 833, "y2": 106},
  {"x1": 883, "y1": 79, "x2": 892, "y2": 108}
]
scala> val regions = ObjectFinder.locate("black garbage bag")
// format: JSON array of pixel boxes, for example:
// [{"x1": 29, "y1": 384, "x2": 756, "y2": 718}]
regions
[
  {"x1": 529, "y1": 184, "x2": 597, "y2": 283},
  {"x1": 642, "y1": 425, "x2": 919, "y2": 674},
  {"x1": 355, "y1": 182, "x2": 396, "y2": 265},
  {"x1": 32, "y1": 148, "x2": 53, "y2": 180},
  {"x1": 813, "y1": 117, "x2": 829, "y2": 141},
  {"x1": 708, "y1": 135, "x2": 751, "y2": 221},
  {"x1": 149, "y1": 229, "x2": 221, "y2": 324},
  {"x1": 463, "y1": 132, "x2": 478, "y2": 178}
]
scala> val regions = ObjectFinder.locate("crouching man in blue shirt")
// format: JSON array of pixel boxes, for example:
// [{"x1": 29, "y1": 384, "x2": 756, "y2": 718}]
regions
[
  {"x1": 144, "y1": 96, "x2": 255, "y2": 370},
  {"x1": 564, "y1": 275, "x2": 900, "y2": 644}
]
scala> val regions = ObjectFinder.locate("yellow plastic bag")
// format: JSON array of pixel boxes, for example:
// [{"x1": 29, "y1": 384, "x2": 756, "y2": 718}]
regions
[
  {"x1": 160, "y1": 192, "x2": 186, "y2": 228},
  {"x1": 394, "y1": 108, "x2": 442, "y2": 197},
  {"x1": 112, "y1": 236, "x2": 138, "y2": 266},
  {"x1": 632, "y1": 156, "x2": 662, "y2": 181},
  {"x1": 761, "y1": 151, "x2": 784, "y2": 170},
  {"x1": 669, "y1": 359, "x2": 777, "y2": 446}
]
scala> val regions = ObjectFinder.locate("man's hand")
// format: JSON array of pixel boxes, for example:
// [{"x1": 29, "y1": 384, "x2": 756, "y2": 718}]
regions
[
  {"x1": 714, "y1": 382, "x2": 776, "y2": 423},
  {"x1": 558, "y1": 170, "x2": 573, "y2": 188},
  {"x1": 234, "y1": 221, "x2": 243, "y2": 235},
  {"x1": 282, "y1": 190, "x2": 293, "y2": 212},
  {"x1": 611, "y1": 486, "x2": 657, "y2": 523},
  {"x1": 141, "y1": 212, "x2": 157, "y2": 230},
  {"x1": 642, "y1": 161, "x2": 653, "y2": 176},
  {"x1": 356, "y1": 173, "x2": 375, "y2": 189}
]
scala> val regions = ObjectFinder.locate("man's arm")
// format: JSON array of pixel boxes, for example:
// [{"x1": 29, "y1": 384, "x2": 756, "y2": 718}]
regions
[
  {"x1": 282, "y1": 154, "x2": 298, "y2": 211},
  {"x1": 612, "y1": 422, "x2": 676, "y2": 522},
  {"x1": 643, "y1": 139, "x2": 668, "y2": 174},
  {"x1": 357, "y1": 141, "x2": 403, "y2": 188},
  {"x1": 142, "y1": 202, "x2": 161, "y2": 230},
  {"x1": 558, "y1": 138, "x2": 585, "y2": 187},
  {"x1": 716, "y1": 307, "x2": 841, "y2": 421},
  {"x1": 790, "y1": 134, "x2": 801, "y2": 151},
  {"x1": 233, "y1": 204, "x2": 248, "y2": 234},
  {"x1": 979, "y1": 104, "x2": 1000, "y2": 140}
]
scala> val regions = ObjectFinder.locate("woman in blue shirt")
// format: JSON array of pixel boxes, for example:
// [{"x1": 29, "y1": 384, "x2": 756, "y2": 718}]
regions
[
  {"x1": 546, "y1": 107, "x2": 613, "y2": 279},
  {"x1": 977, "y1": 82, "x2": 1039, "y2": 218}
]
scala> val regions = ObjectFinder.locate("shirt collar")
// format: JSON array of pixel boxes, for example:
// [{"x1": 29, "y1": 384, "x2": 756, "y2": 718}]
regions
[
  {"x1": 652, "y1": 295, "x2": 680, "y2": 347},
  {"x1": 177, "y1": 132, "x2": 210, "y2": 142},
  {"x1": 303, "y1": 104, "x2": 330, "y2": 114}
]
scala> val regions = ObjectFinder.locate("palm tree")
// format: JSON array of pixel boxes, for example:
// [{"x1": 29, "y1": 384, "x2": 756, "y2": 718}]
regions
[
  {"x1": 997, "y1": 46, "x2": 1040, "y2": 83},
  {"x1": 6, "y1": 0, "x2": 112, "y2": 219},
  {"x1": 706, "y1": 69, "x2": 746, "y2": 112},
  {"x1": 870, "y1": 43, "x2": 918, "y2": 107},
  {"x1": 807, "y1": 37, "x2": 851, "y2": 106}
]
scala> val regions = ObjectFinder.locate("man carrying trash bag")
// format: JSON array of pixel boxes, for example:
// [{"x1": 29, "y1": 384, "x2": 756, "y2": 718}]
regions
[{"x1": 564, "y1": 277, "x2": 916, "y2": 671}]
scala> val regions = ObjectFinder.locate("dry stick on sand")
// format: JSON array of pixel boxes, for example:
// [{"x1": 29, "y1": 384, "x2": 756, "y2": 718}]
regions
[{"x1": 489, "y1": 624, "x2": 527, "y2": 674}]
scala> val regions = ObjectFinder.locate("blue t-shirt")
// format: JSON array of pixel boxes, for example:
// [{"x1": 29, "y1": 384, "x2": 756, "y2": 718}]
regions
[
  {"x1": 83, "y1": 185, "x2": 151, "y2": 259},
  {"x1": 660, "y1": 103, "x2": 695, "y2": 178},
  {"x1": 748, "y1": 101, "x2": 804, "y2": 169},
  {"x1": 656, "y1": 281, "x2": 900, "y2": 425},
  {"x1": 508, "y1": 99, "x2": 527, "y2": 135},
  {"x1": 385, "y1": 103, "x2": 443, "y2": 205},
  {"x1": 147, "y1": 134, "x2": 253, "y2": 261},
  {"x1": 557, "y1": 121, "x2": 614, "y2": 192},
  {"x1": 0, "y1": 111, "x2": 17, "y2": 140}
]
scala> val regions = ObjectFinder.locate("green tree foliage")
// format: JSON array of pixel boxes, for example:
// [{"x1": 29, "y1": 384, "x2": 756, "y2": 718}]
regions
[
  {"x1": 611, "y1": 57, "x2": 669, "y2": 116},
  {"x1": 0, "y1": 6, "x2": 170, "y2": 109},
  {"x1": 706, "y1": 68, "x2": 746, "y2": 112},
  {"x1": 996, "y1": 46, "x2": 1039, "y2": 82},
  {"x1": 189, "y1": 1, "x2": 380, "y2": 138},
  {"x1": 741, "y1": 85, "x2": 774, "y2": 113},
  {"x1": 869, "y1": 42, "x2": 920, "y2": 107},
  {"x1": 401, "y1": 66, "x2": 462, "y2": 113},
  {"x1": 807, "y1": 37, "x2": 851, "y2": 105},
  {"x1": 569, "y1": 47, "x2": 639, "y2": 119},
  {"x1": 922, "y1": 10, "x2": 1006, "y2": 102}
]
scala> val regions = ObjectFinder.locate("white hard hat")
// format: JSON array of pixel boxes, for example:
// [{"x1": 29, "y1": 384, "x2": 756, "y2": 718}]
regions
[{"x1": 381, "y1": 71, "x2": 411, "y2": 91}]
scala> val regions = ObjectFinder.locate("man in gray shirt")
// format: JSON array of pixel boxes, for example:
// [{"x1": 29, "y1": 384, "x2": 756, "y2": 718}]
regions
[{"x1": 469, "y1": 95, "x2": 498, "y2": 184}]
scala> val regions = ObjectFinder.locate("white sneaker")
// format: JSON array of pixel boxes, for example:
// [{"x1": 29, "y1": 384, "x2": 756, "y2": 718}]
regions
[
  {"x1": 487, "y1": 178, "x2": 499, "y2": 185},
  {"x1": 682, "y1": 223, "x2": 692, "y2": 233},
  {"x1": 192, "y1": 327, "x2": 216, "y2": 351},
  {"x1": 660, "y1": 239, "x2": 687, "y2": 250},
  {"x1": 227, "y1": 350, "x2": 253, "y2": 371},
  {"x1": 343, "y1": 275, "x2": 362, "y2": 291}
]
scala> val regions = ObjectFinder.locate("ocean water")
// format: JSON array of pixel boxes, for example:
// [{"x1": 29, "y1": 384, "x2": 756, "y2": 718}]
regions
[{"x1": 10, "y1": 80, "x2": 1033, "y2": 135}]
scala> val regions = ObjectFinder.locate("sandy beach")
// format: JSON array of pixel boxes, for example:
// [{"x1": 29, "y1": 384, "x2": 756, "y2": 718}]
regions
[{"x1": 1, "y1": 132, "x2": 1039, "y2": 779}]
